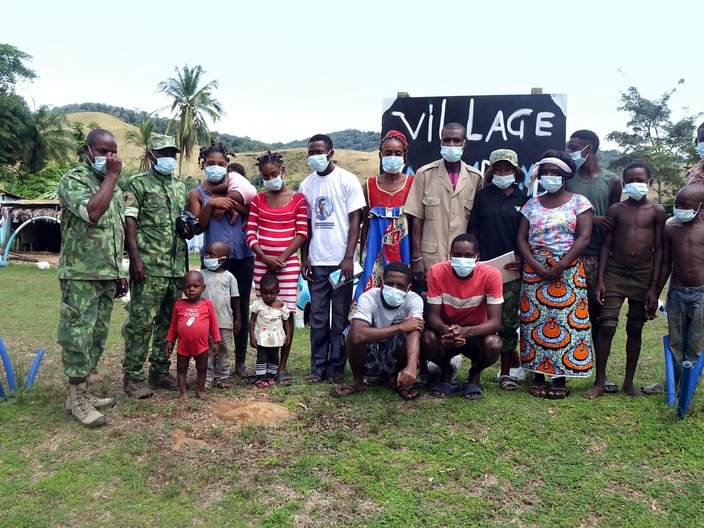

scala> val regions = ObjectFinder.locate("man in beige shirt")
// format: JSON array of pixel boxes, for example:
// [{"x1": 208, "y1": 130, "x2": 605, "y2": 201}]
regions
[{"x1": 405, "y1": 122, "x2": 483, "y2": 289}]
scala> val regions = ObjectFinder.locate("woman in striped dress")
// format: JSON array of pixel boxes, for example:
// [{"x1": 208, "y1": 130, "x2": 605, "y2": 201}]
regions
[{"x1": 246, "y1": 152, "x2": 309, "y2": 385}]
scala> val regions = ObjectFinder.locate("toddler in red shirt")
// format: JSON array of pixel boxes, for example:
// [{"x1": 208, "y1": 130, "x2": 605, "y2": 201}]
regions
[{"x1": 166, "y1": 271, "x2": 222, "y2": 401}]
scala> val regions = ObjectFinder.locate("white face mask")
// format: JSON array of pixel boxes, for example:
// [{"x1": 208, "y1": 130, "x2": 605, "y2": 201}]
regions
[
  {"x1": 440, "y1": 146, "x2": 463, "y2": 163},
  {"x1": 539, "y1": 175, "x2": 564, "y2": 193},
  {"x1": 673, "y1": 205, "x2": 701, "y2": 223},
  {"x1": 623, "y1": 182, "x2": 649, "y2": 201},
  {"x1": 450, "y1": 257, "x2": 476, "y2": 277},
  {"x1": 263, "y1": 175, "x2": 283, "y2": 191},
  {"x1": 493, "y1": 175, "x2": 516, "y2": 189},
  {"x1": 88, "y1": 146, "x2": 107, "y2": 175},
  {"x1": 308, "y1": 152, "x2": 331, "y2": 172}
]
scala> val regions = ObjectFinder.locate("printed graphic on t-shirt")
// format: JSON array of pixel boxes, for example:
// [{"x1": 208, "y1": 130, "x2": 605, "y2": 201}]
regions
[
  {"x1": 184, "y1": 306, "x2": 200, "y2": 327},
  {"x1": 315, "y1": 195, "x2": 334, "y2": 226}
]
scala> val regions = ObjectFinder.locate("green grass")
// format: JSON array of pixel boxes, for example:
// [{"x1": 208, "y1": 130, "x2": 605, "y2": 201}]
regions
[{"x1": 2, "y1": 263, "x2": 704, "y2": 527}]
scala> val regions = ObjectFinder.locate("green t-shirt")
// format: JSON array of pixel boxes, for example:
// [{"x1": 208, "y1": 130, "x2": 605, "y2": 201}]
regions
[
  {"x1": 57, "y1": 163, "x2": 125, "y2": 280},
  {"x1": 566, "y1": 168, "x2": 618, "y2": 256}
]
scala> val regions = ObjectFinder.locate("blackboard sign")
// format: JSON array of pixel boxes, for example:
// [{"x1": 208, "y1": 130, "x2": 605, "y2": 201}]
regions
[{"x1": 381, "y1": 94, "x2": 567, "y2": 185}]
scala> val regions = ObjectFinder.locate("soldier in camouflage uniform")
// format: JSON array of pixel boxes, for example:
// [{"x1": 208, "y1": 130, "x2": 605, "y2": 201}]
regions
[
  {"x1": 121, "y1": 134, "x2": 189, "y2": 397},
  {"x1": 57, "y1": 128, "x2": 126, "y2": 428}
]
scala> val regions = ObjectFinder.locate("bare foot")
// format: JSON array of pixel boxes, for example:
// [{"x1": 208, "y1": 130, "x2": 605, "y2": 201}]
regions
[
  {"x1": 178, "y1": 394, "x2": 189, "y2": 403},
  {"x1": 194, "y1": 391, "x2": 204, "y2": 400},
  {"x1": 581, "y1": 385, "x2": 605, "y2": 400},
  {"x1": 622, "y1": 385, "x2": 648, "y2": 397}
]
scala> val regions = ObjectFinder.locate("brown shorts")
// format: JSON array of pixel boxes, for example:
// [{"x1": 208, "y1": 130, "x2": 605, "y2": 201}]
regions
[{"x1": 599, "y1": 260, "x2": 652, "y2": 329}]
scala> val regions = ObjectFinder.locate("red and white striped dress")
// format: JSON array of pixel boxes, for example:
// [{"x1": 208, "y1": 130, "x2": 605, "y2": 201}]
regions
[{"x1": 246, "y1": 192, "x2": 309, "y2": 311}]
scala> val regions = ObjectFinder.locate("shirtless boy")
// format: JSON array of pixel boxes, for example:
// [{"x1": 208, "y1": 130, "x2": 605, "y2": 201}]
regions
[
  {"x1": 657, "y1": 184, "x2": 704, "y2": 386},
  {"x1": 583, "y1": 163, "x2": 666, "y2": 398}
]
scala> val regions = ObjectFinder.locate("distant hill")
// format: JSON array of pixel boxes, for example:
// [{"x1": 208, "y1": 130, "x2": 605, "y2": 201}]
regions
[
  {"x1": 65, "y1": 112, "x2": 379, "y2": 188},
  {"x1": 55, "y1": 103, "x2": 381, "y2": 152}
]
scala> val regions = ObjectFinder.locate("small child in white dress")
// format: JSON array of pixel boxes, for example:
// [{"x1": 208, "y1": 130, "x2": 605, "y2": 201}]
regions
[{"x1": 249, "y1": 274, "x2": 291, "y2": 388}]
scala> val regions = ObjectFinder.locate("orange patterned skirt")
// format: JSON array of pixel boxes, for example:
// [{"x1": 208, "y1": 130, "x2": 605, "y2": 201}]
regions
[{"x1": 519, "y1": 249, "x2": 593, "y2": 378}]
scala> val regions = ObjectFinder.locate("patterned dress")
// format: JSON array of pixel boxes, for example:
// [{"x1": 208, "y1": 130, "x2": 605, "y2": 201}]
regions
[
  {"x1": 519, "y1": 194, "x2": 594, "y2": 378},
  {"x1": 354, "y1": 175, "x2": 414, "y2": 302},
  {"x1": 245, "y1": 192, "x2": 308, "y2": 311}
]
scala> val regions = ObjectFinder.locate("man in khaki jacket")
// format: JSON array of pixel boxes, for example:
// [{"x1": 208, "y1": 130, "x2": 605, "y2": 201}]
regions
[{"x1": 405, "y1": 122, "x2": 483, "y2": 289}]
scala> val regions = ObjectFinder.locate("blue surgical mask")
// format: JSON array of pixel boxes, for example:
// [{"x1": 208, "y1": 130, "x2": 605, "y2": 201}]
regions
[
  {"x1": 570, "y1": 146, "x2": 589, "y2": 171},
  {"x1": 381, "y1": 285, "x2": 407, "y2": 307},
  {"x1": 308, "y1": 152, "x2": 331, "y2": 172},
  {"x1": 440, "y1": 146, "x2": 463, "y2": 163},
  {"x1": 381, "y1": 156, "x2": 405, "y2": 174},
  {"x1": 673, "y1": 206, "x2": 700, "y2": 223},
  {"x1": 540, "y1": 175, "x2": 564, "y2": 194},
  {"x1": 697, "y1": 142, "x2": 704, "y2": 160},
  {"x1": 623, "y1": 182, "x2": 649, "y2": 201},
  {"x1": 154, "y1": 156, "x2": 177, "y2": 175},
  {"x1": 263, "y1": 175, "x2": 283, "y2": 191},
  {"x1": 493, "y1": 175, "x2": 516, "y2": 189},
  {"x1": 205, "y1": 165, "x2": 227, "y2": 182},
  {"x1": 450, "y1": 257, "x2": 476, "y2": 278},
  {"x1": 88, "y1": 146, "x2": 107, "y2": 175},
  {"x1": 203, "y1": 257, "x2": 222, "y2": 271}
]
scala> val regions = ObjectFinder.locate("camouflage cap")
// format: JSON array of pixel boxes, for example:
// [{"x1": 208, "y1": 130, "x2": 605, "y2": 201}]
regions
[
  {"x1": 148, "y1": 134, "x2": 180, "y2": 152},
  {"x1": 489, "y1": 149, "x2": 519, "y2": 168}
]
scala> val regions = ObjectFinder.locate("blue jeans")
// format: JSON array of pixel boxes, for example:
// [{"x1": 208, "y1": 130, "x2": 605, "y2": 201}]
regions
[
  {"x1": 309, "y1": 265, "x2": 353, "y2": 379},
  {"x1": 667, "y1": 285, "x2": 704, "y2": 383}
]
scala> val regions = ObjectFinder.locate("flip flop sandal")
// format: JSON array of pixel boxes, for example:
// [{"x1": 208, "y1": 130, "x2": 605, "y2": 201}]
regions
[
  {"x1": 432, "y1": 382, "x2": 460, "y2": 398},
  {"x1": 277, "y1": 372, "x2": 293, "y2": 386},
  {"x1": 603, "y1": 380, "x2": 619, "y2": 393},
  {"x1": 306, "y1": 375, "x2": 322, "y2": 384},
  {"x1": 330, "y1": 383, "x2": 364, "y2": 397},
  {"x1": 254, "y1": 379, "x2": 274, "y2": 389},
  {"x1": 529, "y1": 382, "x2": 548, "y2": 398},
  {"x1": 462, "y1": 383, "x2": 483, "y2": 400},
  {"x1": 214, "y1": 381, "x2": 232, "y2": 390},
  {"x1": 641, "y1": 383, "x2": 663, "y2": 395},
  {"x1": 546, "y1": 386, "x2": 570, "y2": 400},
  {"x1": 394, "y1": 384, "x2": 420, "y2": 401},
  {"x1": 498, "y1": 375, "x2": 519, "y2": 391}
]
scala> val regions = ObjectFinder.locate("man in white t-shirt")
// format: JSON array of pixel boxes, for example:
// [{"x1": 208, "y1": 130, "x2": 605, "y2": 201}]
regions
[
  {"x1": 331, "y1": 263, "x2": 425, "y2": 400},
  {"x1": 300, "y1": 134, "x2": 366, "y2": 383}
]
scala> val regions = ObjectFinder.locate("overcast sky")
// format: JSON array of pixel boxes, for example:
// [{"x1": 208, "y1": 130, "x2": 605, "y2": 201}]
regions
[{"x1": 5, "y1": 0, "x2": 701, "y2": 146}]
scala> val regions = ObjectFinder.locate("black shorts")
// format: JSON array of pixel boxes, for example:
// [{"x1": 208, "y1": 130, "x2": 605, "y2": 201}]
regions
[{"x1": 444, "y1": 335, "x2": 482, "y2": 361}]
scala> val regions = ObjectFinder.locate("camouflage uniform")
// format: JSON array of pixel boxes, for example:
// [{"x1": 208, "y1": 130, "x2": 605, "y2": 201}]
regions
[
  {"x1": 121, "y1": 135, "x2": 188, "y2": 381},
  {"x1": 57, "y1": 163, "x2": 125, "y2": 380}
]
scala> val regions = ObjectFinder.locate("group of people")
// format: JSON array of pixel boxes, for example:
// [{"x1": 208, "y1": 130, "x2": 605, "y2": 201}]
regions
[{"x1": 55, "y1": 119, "x2": 704, "y2": 427}]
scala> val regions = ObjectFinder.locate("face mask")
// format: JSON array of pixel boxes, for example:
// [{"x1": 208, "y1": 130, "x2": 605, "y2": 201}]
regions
[
  {"x1": 205, "y1": 165, "x2": 227, "y2": 182},
  {"x1": 570, "y1": 147, "x2": 589, "y2": 171},
  {"x1": 450, "y1": 257, "x2": 476, "y2": 278},
  {"x1": 381, "y1": 285, "x2": 407, "y2": 307},
  {"x1": 381, "y1": 156, "x2": 405, "y2": 174},
  {"x1": 88, "y1": 146, "x2": 107, "y2": 175},
  {"x1": 696, "y1": 142, "x2": 704, "y2": 160},
  {"x1": 308, "y1": 152, "x2": 330, "y2": 172},
  {"x1": 540, "y1": 175, "x2": 564, "y2": 194},
  {"x1": 623, "y1": 182, "x2": 649, "y2": 201},
  {"x1": 440, "y1": 146, "x2": 463, "y2": 163},
  {"x1": 153, "y1": 155, "x2": 177, "y2": 175},
  {"x1": 673, "y1": 206, "x2": 700, "y2": 223},
  {"x1": 263, "y1": 175, "x2": 283, "y2": 191},
  {"x1": 203, "y1": 257, "x2": 222, "y2": 271},
  {"x1": 493, "y1": 175, "x2": 515, "y2": 189}
]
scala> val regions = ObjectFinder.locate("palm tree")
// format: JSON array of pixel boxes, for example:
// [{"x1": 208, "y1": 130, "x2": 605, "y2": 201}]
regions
[
  {"x1": 157, "y1": 65, "x2": 223, "y2": 176},
  {"x1": 125, "y1": 118, "x2": 155, "y2": 173},
  {"x1": 22, "y1": 106, "x2": 73, "y2": 174}
]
